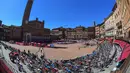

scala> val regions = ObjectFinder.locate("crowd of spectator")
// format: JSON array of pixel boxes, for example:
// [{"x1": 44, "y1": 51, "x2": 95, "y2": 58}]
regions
[{"x1": 0, "y1": 40, "x2": 119, "y2": 73}]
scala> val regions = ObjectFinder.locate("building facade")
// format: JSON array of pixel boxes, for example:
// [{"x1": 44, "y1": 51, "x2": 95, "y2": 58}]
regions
[
  {"x1": 66, "y1": 26, "x2": 88, "y2": 40},
  {"x1": 100, "y1": 0, "x2": 130, "y2": 40},
  {"x1": 95, "y1": 24, "x2": 101, "y2": 38},
  {"x1": 0, "y1": 27, "x2": 4, "y2": 40},
  {"x1": 0, "y1": 20, "x2": 2, "y2": 40},
  {"x1": 120, "y1": 0, "x2": 130, "y2": 40},
  {"x1": 22, "y1": 18, "x2": 50, "y2": 42},
  {"x1": 50, "y1": 27, "x2": 65, "y2": 40},
  {"x1": 112, "y1": 3, "x2": 122, "y2": 39},
  {"x1": 65, "y1": 26, "x2": 95, "y2": 40},
  {"x1": 104, "y1": 12, "x2": 116, "y2": 38},
  {"x1": 87, "y1": 27, "x2": 95, "y2": 39},
  {"x1": 99, "y1": 22, "x2": 105, "y2": 38},
  {"x1": 9, "y1": 25, "x2": 22, "y2": 41},
  {"x1": 0, "y1": 25, "x2": 10, "y2": 41}
]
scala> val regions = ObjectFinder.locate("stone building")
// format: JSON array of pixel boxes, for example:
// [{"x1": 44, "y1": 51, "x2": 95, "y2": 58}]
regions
[
  {"x1": 111, "y1": 3, "x2": 122, "y2": 39},
  {"x1": 0, "y1": 26, "x2": 4, "y2": 40},
  {"x1": 50, "y1": 27, "x2": 65, "y2": 40},
  {"x1": 0, "y1": 25, "x2": 10, "y2": 41},
  {"x1": 104, "y1": 12, "x2": 116, "y2": 38},
  {"x1": 95, "y1": 24, "x2": 101, "y2": 39},
  {"x1": 65, "y1": 26, "x2": 95, "y2": 40},
  {"x1": 100, "y1": 0, "x2": 130, "y2": 40},
  {"x1": 66, "y1": 26, "x2": 88, "y2": 40},
  {"x1": 3, "y1": 26, "x2": 10, "y2": 41},
  {"x1": 9, "y1": 25, "x2": 22, "y2": 41},
  {"x1": 87, "y1": 27, "x2": 95, "y2": 39},
  {"x1": 119, "y1": 0, "x2": 130, "y2": 40},
  {"x1": 99, "y1": 22, "x2": 105, "y2": 38},
  {"x1": 22, "y1": 18, "x2": 50, "y2": 42}
]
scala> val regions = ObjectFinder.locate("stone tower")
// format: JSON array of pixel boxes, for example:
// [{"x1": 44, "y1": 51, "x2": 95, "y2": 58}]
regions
[
  {"x1": 22, "y1": 0, "x2": 34, "y2": 26},
  {"x1": 21, "y1": 0, "x2": 34, "y2": 41}
]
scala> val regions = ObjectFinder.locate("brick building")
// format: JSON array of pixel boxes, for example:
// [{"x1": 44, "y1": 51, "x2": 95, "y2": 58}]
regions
[
  {"x1": 87, "y1": 27, "x2": 95, "y2": 39},
  {"x1": 0, "y1": 25, "x2": 10, "y2": 41},
  {"x1": 9, "y1": 25, "x2": 22, "y2": 41},
  {"x1": 21, "y1": 0, "x2": 50, "y2": 42}
]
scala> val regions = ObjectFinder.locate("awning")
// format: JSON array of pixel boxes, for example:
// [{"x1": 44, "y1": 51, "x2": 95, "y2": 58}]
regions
[{"x1": 114, "y1": 40, "x2": 130, "y2": 61}]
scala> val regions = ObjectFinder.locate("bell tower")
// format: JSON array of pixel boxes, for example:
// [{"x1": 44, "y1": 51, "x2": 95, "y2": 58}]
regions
[
  {"x1": 22, "y1": 0, "x2": 34, "y2": 26},
  {"x1": 21, "y1": 0, "x2": 34, "y2": 41}
]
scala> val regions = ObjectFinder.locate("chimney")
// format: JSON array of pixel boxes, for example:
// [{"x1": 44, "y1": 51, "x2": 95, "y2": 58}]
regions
[
  {"x1": 93, "y1": 21, "x2": 96, "y2": 27},
  {"x1": 42, "y1": 20, "x2": 44, "y2": 24},
  {"x1": 0, "y1": 20, "x2": 2, "y2": 26},
  {"x1": 36, "y1": 18, "x2": 38, "y2": 21},
  {"x1": 42, "y1": 20, "x2": 44, "y2": 28}
]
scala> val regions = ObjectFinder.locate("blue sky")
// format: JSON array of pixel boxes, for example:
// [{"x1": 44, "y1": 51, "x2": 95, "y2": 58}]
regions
[{"x1": 0, "y1": 0, "x2": 115, "y2": 29}]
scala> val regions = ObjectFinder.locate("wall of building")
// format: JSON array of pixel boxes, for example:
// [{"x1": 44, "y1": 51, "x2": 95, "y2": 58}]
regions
[
  {"x1": 0, "y1": 27, "x2": 4, "y2": 40},
  {"x1": 9, "y1": 26, "x2": 22, "y2": 41},
  {"x1": 99, "y1": 23, "x2": 105, "y2": 38},
  {"x1": 95, "y1": 26, "x2": 100, "y2": 38},
  {"x1": 87, "y1": 27, "x2": 95, "y2": 39},
  {"x1": 104, "y1": 12, "x2": 116, "y2": 37},
  {"x1": 65, "y1": 26, "x2": 89, "y2": 40},
  {"x1": 112, "y1": 3, "x2": 122, "y2": 39},
  {"x1": 99, "y1": 0, "x2": 130, "y2": 40},
  {"x1": 50, "y1": 30, "x2": 62, "y2": 40},
  {"x1": 0, "y1": 25, "x2": 11, "y2": 41},
  {"x1": 66, "y1": 31, "x2": 88, "y2": 40},
  {"x1": 122, "y1": 0, "x2": 130, "y2": 40}
]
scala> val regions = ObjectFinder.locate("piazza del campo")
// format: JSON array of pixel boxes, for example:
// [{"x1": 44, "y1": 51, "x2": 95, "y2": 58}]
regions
[{"x1": 0, "y1": 0, "x2": 130, "y2": 73}]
